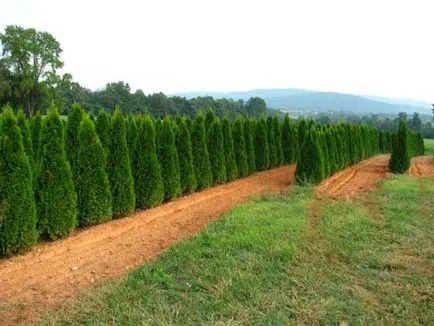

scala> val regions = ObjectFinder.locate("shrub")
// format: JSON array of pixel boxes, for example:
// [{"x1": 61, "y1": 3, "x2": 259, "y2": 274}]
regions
[
  {"x1": 222, "y1": 116, "x2": 238, "y2": 181},
  {"x1": 389, "y1": 120, "x2": 410, "y2": 173},
  {"x1": 107, "y1": 109, "x2": 136, "y2": 217},
  {"x1": 191, "y1": 113, "x2": 213, "y2": 189},
  {"x1": 132, "y1": 116, "x2": 164, "y2": 208},
  {"x1": 207, "y1": 119, "x2": 227, "y2": 184},
  {"x1": 254, "y1": 117, "x2": 270, "y2": 171},
  {"x1": 233, "y1": 116, "x2": 249, "y2": 177},
  {"x1": 35, "y1": 105, "x2": 77, "y2": 239},
  {"x1": 76, "y1": 116, "x2": 112, "y2": 227},
  {"x1": 295, "y1": 128, "x2": 325, "y2": 185},
  {"x1": 16, "y1": 109, "x2": 34, "y2": 166},
  {"x1": 175, "y1": 117, "x2": 197, "y2": 193},
  {"x1": 0, "y1": 107, "x2": 38, "y2": 257},
  {"x1": 158, "y1": 116, "x2": 182, "y2": 200}
]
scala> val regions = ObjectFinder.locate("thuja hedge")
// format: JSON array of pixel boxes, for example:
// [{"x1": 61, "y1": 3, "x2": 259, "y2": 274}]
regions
[{"x1": 2, "y1": 106, "x2": 417, "y2": 257}]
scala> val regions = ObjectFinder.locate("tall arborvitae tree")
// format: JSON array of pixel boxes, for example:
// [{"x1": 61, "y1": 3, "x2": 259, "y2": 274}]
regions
[
  {"x1": 175, "y1": 117, "x2": 197, "y2": 193},
  {"x1": 243, "y1": 118, "x2": 256, "y2": 174},
  {"x1": 389, "y1": 120, "x2": 411, "y2": 173},
  {"x1": 133, "y1": 116, "x2": 164, "y2": 208},
  {"x1": 0, "y1": 107, "x2": 38, "y2": 257},
  {"x1": 222, "y1": 116, "x2": 238, "y2": 181},
  {"x1": 159, "y1": 116, "x2": 182, "y2": 200},
  {"x1": 282, "y1": 114, "x2": 292, "y2": 164},
  {"x1": 16, "y1": 109, "x2": 34, "y2": 166},
  {"x1": 267, "y1": 116, "x2": 278, "y2": 168},
  {"x1": 273, "y1": 116, "x2": 284, "y2": 166},
  {"x1": 295, "y1": 128, "x2": 325, "y2": 185},
  {"x1": 126, "y1": 115, "x2": 137, "y2": 157},
  {"x1": 191, "y1": 113, "x2": 213, "y2": 189},
  {"x1": 35, "y1": 105, "x2": 77, "y2": 239},
  {"x1": 76, "y1": 116, "x2": 112, "y2": 227},
  {"x1": 318, "y1": 129, "x2": 330, "y2": 177},
  {"x1": 205, "y1": 108, "x2": 216, "y2": 134},
  {"x1": 255, "y1": 117, "x2": 270, "y2": 171},
  {"x1": 107, "y1": 109, "x2": 135, "y2": 217},
  {"x1": 298, "y1": 119, "x2": 308, "y2": 151},
  {"x1": 233, "y1": 116, "x2": 249, "y2": 177},
  {"x1": 207, "y1": 119, "x2": 227, "y2": 184},
  {"x1": 65, "y1": 103, "x2": 83, "y2": 179},
  {"x1": 95, "y1": 109, "x2": 111, "y2": 153},
  {"x1": 325, "y1": 128, "x2": 338, "y2": 175},
  {"x1": 30, "y1": 112, "x2": 42, "y2": 163}
]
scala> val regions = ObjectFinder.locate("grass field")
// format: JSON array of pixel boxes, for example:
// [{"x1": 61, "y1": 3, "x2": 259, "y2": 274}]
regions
[
  {"x1": 39, "y1": 176, "x2": 434, "y2": 325},
  {"x1": 424, "y1": 138, "x2": 434, "y2": 155}
]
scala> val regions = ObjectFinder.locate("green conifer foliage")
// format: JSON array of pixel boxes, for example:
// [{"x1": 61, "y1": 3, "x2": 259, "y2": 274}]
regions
[
  {"x1": 389, "y1": 120, "x2": 411, "y2": 173},
  {"x1": 132, "y1": 116, "x2": 164, "y2": 208},
  {"x1": 222, "y1": 116, "x2": 238, "y2": 181},
  {"x1": 207, "y1": 119, "x2": 227, "y2": 184},
  {"x1": 243, "y1": 118, "x2": 256, "y2": 174},
  {"x1": 76, "y1": 116, "x2": 112, "y2": 227},
  {"x1": 205, "y1": 108, "x2": 216, "y2": 134},
  {"x1": 107, "y1": 109, "x2": 135, "y2": 217},
  {"x1": 233, "y1": 116, "x2": 249, "y2": 177},
  {"x1": 0, "y1": 107, "x2": 38, "y2": 257},
  {"x1": 30, "y1": 112, "x2": 42, "y2": 163},
  {"x1": 126, "y1": 115, "x2": 138, "y2": 162},
  {"x1": 16, "y1": 109, "x2": 34, "y2": 166},
  {"x1": 35, "y1": 105, "x2": 77, "y2": 239},
  {"x1": 295, "y1": 128, "x2": 325, "y2": 185},
  {"x1": 254, "y1": 117, "x2": 270, "y2": 171},
  {"x1": 267, "y1": 116, "x2": 278, "y2": 168},
  {"x1": 191, "y1": 113, "x2": 213, "y2": 189},
  {"x1": 159, "y1": 116, "x2": 182, "y2": 200},
  {"x1": 282, "y1": 114, "x2": 292, "y2": 164},
  {"x1": 65, "y1": 103, "x2": 83, "y2": 179},
  {"x1": 298, "y1": 119, "x2": 308, "y2": 151},
  {"x1": 290, "y1": 123, "x2": 299, "y2": 163},
  {"x1": 175, "y1": 117, "x2": 197, "y2": 193},
  {"x1": 273, "y1": 116, "x2": 284, "y2": 166},
  {"x1": 95, "y1": 110, "x2": 111, "y2": 153}
]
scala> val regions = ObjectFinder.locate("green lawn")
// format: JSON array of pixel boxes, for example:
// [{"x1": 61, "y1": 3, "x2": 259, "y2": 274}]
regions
[
  {"x1": 424, "y1": 138, "x2": 434, "y2": 155},
  {"x1": 39, "y1": 177, "x2": 434, "y2": 325}
]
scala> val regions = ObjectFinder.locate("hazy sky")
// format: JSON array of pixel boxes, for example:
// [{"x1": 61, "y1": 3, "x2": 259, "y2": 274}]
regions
[{"x1": 1, "y1": 0, "x2": 433, "y2": 102}]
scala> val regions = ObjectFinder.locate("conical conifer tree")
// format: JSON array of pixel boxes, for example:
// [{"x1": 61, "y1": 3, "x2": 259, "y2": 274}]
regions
[
  {"x1": 273, "y1": 116, "x2": 284, "y2": 166},
  {"x1": 126, "y1": 115, "x2": 138, "y2": 162},
  {"x1": 35, "y1": 105, "x2": 77, "y2": 239},
  {"x1": 243, "y1": 118, "x2": 256, "y2": 174},
  {"x1": 159, "y1": 116, "x2": 182, "y2": 200},
  {"x1": 298, "y1": 119, "x2": 308, "y2": 151},
  {"x1": 267, "y1": 116, "x2": 278, "y2": 168},
  {"x1": 65, "y1": 103, "x2": 83, "y2": 179},
  {"x1": 222, "y1": 116, "x2": 238, "y2": 181},
  {"x1": 191, "y1": 113, "x2": 213, "y2": 189},
  {"x1": 389, "y1": 120, "x2": 411, "y2": 173},
  {"x1": 95, "y1": 109, "x2": 111, "y2": 153},
  {"x1": 282, "y1": 114, "x2": 292, "y2": 164},
  {"x1": 205, "y1": 108, "x2": 216, "y2": 134},
  {"x1": 76, "y1": 116, "x2": 112, "y2": 227},
  {"x1": 175, "y1": 117, "x2": 197, "y2": 193},
  {"x1": 0, "y1": 107, "x2": 38, "y2": 257},
  {"x1": 133, "y1": 116, "x2": 164, "y2": 208},
  {"x1": 295, "y1": 128, "x2": 325, "y2": 185},
  {"x1": 255, "y1": 117, "x2": 270, "y2": 171},
  {"x1": 207, "y1": 119, "x2": 227, "y2": 184},
  {"x1": 233, "y1": 116, "x2": 249, "y2": 177},
  {"x1": 16, "y1": 109, "x2": 34, "y2": 166},
  {"x1": 30, "y1": 112, "x2": 42, "y2": 163},
  {"x1": 107, "y1": 109, "x2": 135, "y2": 217}
]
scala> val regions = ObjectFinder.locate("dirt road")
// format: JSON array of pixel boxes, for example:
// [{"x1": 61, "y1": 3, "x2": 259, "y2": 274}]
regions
[
  {"x1": 410, "y1": 156, "x2": 434, "y2": 177},
  {"x1": 317, "y1": 155, "x2": 390, "y2": 197},
  {"x1": 0, "y1": 165, "x2": 295, "y2": 325}
]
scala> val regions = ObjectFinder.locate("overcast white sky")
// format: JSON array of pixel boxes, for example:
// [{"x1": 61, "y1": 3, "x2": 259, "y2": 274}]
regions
[{"x1": 1, "y1": 0, "x2": 433, "y2": 102}]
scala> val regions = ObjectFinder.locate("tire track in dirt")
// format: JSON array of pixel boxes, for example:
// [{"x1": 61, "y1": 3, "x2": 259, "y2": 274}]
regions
[
  {"x1": 317, "y1": 155, "x2": 390, "y2": 198},
  {"x1": 0, "y1": 165, "x2": 295, "y2": 325}
]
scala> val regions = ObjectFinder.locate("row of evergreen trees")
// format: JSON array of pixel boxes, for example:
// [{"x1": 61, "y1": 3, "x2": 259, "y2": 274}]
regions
[
  {"x1": 0, "y1": 106, "x2": 299, "y2": 257},
  {"x1": 389, "y1": 120, "x2": 424, "y2": 173},
  {"x1": 295, "y1": 121, "x2": 386, "y2": 184}
]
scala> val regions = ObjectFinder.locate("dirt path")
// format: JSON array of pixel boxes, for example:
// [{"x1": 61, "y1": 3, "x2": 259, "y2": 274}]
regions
[
  {"x1": 0, "y1": 165, "x2": 295, "y2": 325},
  {"x1": 410, "y1": 156, "x2": 434, "y2": 177},
  {"x1": 317, "y1": 155, "x2": 390, "y2": 198}
]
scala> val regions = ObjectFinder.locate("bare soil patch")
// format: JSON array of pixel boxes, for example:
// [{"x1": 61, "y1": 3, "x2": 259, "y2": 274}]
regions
[{"x1": 410, "y1": 156, "x2": 434, "y2": 177}]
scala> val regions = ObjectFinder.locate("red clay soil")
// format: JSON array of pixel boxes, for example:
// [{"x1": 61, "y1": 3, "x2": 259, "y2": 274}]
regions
[
  {"x1": 410, "y1": 156, "x2": 434, "y2": 177},
  {"x1": 317, "y1": 154, "x2": 390, "y2": 198},
  {"x1": 0, "y1": 165, "x2": 295, "y2": 325}
]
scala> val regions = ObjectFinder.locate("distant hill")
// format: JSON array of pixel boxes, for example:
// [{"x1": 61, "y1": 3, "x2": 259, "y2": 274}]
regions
[{"x1": 173, "y1": 88, "x2": 431, "y2": 115}]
